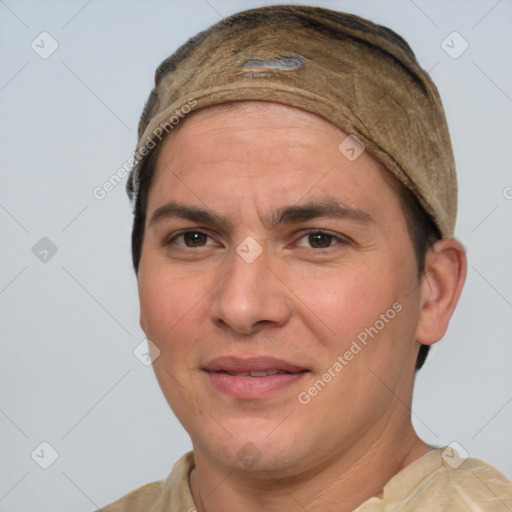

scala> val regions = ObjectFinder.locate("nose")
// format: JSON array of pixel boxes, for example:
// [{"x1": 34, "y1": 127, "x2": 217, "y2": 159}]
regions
[{"x1": 209, "y1": 245, "x2": 291, "y2": 336}]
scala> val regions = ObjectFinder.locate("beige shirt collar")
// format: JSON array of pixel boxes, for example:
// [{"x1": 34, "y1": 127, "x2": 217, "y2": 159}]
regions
[{"x1": 142, "y1": 447, "x2": 511, "y2": 511}]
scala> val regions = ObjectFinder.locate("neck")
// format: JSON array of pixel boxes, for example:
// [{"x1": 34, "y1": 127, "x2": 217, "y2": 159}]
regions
[{"x1": 190, "y1": 422, "x2": 430, "y2": 512}]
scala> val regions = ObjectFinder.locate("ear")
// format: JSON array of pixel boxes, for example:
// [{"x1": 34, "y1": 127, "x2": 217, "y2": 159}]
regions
[{"x1": 415, "y1": 238, "x2": 467, "y2": 346}]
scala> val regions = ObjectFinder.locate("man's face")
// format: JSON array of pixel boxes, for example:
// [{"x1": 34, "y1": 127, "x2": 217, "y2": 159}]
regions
[{"x1": 138, "y1": 101, "x2": 425, "y2": 474}]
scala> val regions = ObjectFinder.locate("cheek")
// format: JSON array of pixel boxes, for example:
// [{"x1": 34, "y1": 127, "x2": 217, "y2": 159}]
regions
[
  {"x1": 138, "y1": 265, "x2": 215, "y2": 369},
  {"x1": 286, "y1": 253, "x2": 419, "y2": 370},
  {"x1": 139, "y1": 271, "x2": 202, "y2": 400},
  {"x1": 288, "y1": 262, "x2": 395, "y2": 340},
  {"x1": 138, "y1": 272, "x2": 168, "y2": 339},
  {"x1": 139, "y1": 267, "x2": 192, "y2": 341}
]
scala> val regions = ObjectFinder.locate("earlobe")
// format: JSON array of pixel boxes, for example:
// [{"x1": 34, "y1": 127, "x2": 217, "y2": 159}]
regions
[{"x1": 415, "y1": 238, "x2": 467, "y2": 346}]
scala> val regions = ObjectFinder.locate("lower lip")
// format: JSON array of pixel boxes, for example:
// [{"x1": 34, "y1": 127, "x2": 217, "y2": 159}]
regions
[{"x1": 205, "y1": 371, "x2": 307, "y2": 399}]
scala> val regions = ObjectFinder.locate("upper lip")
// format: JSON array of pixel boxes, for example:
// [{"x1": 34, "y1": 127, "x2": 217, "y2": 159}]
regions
[{"x1": 203, "y1": 356, "x2": 308, "y2": 373}]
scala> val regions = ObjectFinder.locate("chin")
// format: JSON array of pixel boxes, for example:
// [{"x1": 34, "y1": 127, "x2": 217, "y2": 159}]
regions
[{"x1": 192, "y1": 426, "x2": 311, "y2": 475}]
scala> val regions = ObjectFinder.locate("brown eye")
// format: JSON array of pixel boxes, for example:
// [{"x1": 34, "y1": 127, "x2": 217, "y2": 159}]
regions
[
  {"x1": 167, "y1": 231, "x2": 212, "y2": 248},
  {"x1": 294, "y1": 230, "x2": 346, "y2": 250},
  {"x1": 308, "y1": 232, "x2": 334, "y2": 248},
  {"x1": 181, "y1": 231, "x2": 208, "y2": 247}
]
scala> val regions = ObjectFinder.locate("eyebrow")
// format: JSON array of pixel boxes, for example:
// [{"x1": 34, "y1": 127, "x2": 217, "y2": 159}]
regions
[{"x1": 149, "y1": 198, "x2": 374, "y2": 230}]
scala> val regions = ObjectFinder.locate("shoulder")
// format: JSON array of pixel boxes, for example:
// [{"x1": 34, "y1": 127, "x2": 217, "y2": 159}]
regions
[
  {"x1": 438, "y1": 454, "x2": 512, "y2": 510},
  {"x1": 95, "y1": 451, "x2": 196, "y2": 512},
  {"x1": 98, "y1": 481, "x2": 163, "y2": 512},
  {"x1": 358, "y1": 447, "x2": 512, "y2": 511}
]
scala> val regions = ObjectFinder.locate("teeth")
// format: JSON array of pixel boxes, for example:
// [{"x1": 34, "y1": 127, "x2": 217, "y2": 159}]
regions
[
  {"x1": 250, "y1": 371, "x2": 277, "y2": 377},
  {"x1": 225, "y1": 370, "x2": 287, "y2": 377}
]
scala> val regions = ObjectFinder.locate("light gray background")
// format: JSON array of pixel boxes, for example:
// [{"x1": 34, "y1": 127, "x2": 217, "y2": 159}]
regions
[{"x1": 1, "y1": 1, "x2": 511, "y2": 511}]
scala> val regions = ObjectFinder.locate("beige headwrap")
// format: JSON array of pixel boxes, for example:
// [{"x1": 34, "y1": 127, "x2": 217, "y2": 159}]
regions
[{"x1": 127, "y1": 5, "x2": 457, "y2": 237}]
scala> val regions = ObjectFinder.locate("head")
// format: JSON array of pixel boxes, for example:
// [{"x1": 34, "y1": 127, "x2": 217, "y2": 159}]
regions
[{"x1": 127, "y1": 6, "x2": 466, "y2": 475}]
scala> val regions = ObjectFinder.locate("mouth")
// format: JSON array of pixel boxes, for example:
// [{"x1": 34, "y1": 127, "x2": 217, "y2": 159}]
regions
[{"x1": 202, "y1": 356, "x2": 309, "y2": 399}]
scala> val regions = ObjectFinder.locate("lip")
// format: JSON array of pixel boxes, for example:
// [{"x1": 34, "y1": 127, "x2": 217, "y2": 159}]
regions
[
  {"x1": 203, "y1": 355, "x2": 308, "y2": 373},
  {"x1": 202, "y1": 356, "x2": 309, "y2": 400}
]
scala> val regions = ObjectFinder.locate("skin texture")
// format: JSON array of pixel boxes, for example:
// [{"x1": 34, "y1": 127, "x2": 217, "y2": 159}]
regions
[{"x1": 137, "y1": 101, "x2": 467, "y2": 512}]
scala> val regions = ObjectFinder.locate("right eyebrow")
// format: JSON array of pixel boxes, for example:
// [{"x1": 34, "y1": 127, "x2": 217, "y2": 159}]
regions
[{"x1": 149, "y1": 201, "x2": 235, "y2": 232}]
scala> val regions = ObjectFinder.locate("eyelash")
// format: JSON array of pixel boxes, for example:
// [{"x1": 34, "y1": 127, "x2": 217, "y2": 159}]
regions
[{"x1": 165, "y1": 229, "x2": 347, "y2": 251}]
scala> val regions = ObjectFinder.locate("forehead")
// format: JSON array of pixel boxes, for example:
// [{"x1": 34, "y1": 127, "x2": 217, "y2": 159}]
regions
[{"x1": 147, "y1": 101, "x2": 403, "y2": 219}]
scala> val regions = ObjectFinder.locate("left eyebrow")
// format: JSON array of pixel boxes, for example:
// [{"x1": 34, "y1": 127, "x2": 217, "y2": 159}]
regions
[{"x1": 265, "y1": 198, "x2": 375, "y2": 229}]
